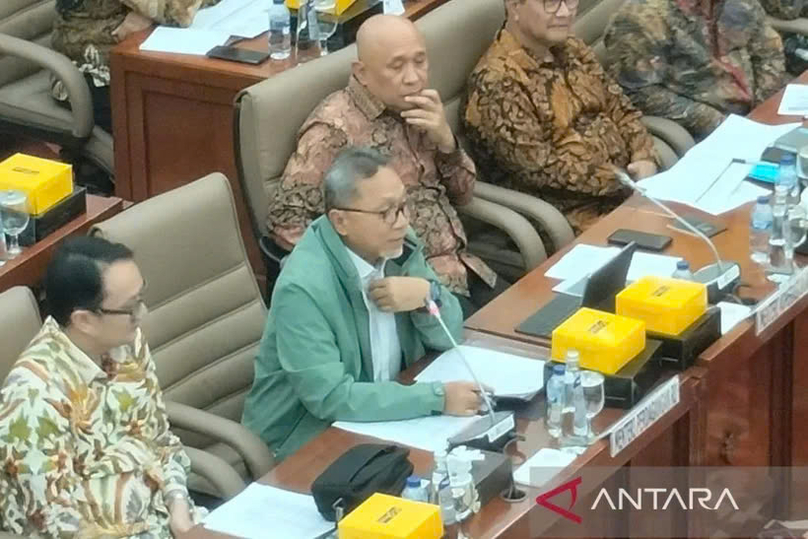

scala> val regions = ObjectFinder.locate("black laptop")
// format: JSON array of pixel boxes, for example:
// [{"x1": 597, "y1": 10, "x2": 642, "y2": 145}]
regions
[{"x1": 516, "y1": 242, "x2": 638, "y2": 339}]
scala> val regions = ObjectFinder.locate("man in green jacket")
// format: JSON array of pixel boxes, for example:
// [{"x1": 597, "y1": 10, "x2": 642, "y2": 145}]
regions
[{"x1": 243, "y1": 147, "x2": 483, "y2": 461}]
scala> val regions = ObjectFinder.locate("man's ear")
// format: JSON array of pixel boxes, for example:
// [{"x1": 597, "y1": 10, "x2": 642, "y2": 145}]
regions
[
  {"x1": 328, "y1": 209, "x2": 349, "y2": 236},
  {"x1": 69, "y1": 309, "x2": 96, "y2": 336},
  {"x1": 352, "y1": 60, "x2": 367, "y2": 86}
]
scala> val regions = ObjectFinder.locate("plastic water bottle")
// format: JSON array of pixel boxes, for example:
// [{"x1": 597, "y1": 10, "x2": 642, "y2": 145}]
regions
[
  {"x1": 0, "y1": 213, "x2": 6, "y2": 266},
  {"x1": 769, "y1": 184, "x2": 790, "y2": 273},
  {"x1": 671, "y1": 260, "x2": 695, "y2": 281},
  {"x1": 401, "y1": 475, "x2": 428, "y2": 502},
  {"x1": 572, "y1": 375, "x2": 588, "y2": 438},
  {"x1": 750, "y1": 195, "x2": 773, "y2": 264},
  {"x1": 778, "y1": 154, "x2": 801, "y2": 207},
  {"x1": 545, "y1": 364, "x2": 565, "y2": 438},
  {"x1": 562, "y1": 349, "x2": 580, "y2": 413},
  {"x1": 430, "y1": 446, "x2": 455, "y2": 525},
  {"x1": 268, "y1": 0, "x2": 291, "y2": 60}
]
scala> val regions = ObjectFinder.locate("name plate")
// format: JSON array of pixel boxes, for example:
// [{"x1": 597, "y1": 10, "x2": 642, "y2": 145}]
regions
[
  {"x1": 755, "y1": 265, "x2": 808, "y2": 336},
  {"x1": 609, "y1": 375, "x2": 680, "y2": 457}
]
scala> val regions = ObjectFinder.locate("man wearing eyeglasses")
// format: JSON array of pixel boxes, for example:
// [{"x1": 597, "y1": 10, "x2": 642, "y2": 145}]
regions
[
  {"x1": 462, "y1": 0, "x2": 658, "y2": 235},
  {"x1": 243, "y1": 148, "x2": 485, "y2": 462},
  {"x1": 266, "y1": 14, "x2": 506, "y2": 318},
  {"x1": 0, "y1": 237, "x2": 203, "y2": 538}
]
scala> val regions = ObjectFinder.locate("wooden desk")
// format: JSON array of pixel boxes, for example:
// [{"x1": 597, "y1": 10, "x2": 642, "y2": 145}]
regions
[
  {"x1": 466, "y1": 73, "x2": 808, "y2": 513},
  {"x1": 185, "y1": 332, "x2": 707, "y2": 539},
  {"x1": 109, "y1": 0, "x2": 452, "y2": 282},
  {"x1": 0, "y1": 195, "x2": 124, "y2": 293}
]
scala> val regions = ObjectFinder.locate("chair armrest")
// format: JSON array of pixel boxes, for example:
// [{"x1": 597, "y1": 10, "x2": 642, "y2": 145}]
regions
[
  {"x1": 166, "y1": 401, "x2": 275, "y2": 479},
  {"x1": 640, "y1": 116, "x2": 695, "y2": 157},
  {"x1": 184, "y1": 446, "x2": 246, "y2": 500},
  {"x1": 472, "y1": 181, "x2": 574, "y2": 252},
  {"x1": 458, "y1": 196, "x2": 547, "y2": 270},
  {"x1": 0, "y1": 33, "x2": 93, "y2": 139},
  {"x1": 767, "y1": 16, "x2": 808, "y2": 35}
]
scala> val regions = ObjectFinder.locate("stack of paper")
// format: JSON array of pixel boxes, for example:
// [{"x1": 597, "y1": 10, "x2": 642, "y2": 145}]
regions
[
  {"x1": 333, "y1": 415, "x2": 479, "y2": 453},
  {"x1": 139, "y1": 27, "x2": 230, "y2": 55},
  {"x1": 414, "y1": 345, "x2": 545, "y2": 400},
  {"x1": 778, "y1": 84, "x2": 808, "y2": 116},
  {"x1": 545, "y1": 244, "x2": 682, "y2": 292},
  {"x1": 513, "y1": 448, "x2": 577, "y2": 487},
  {"x1": 637, "y1": 115, "x2": 800, "y2": 215},
  {"x1": 191, "y1": 0, "x2": 270, "y2": 38},
  {"x1": 203, "y1": 483, "x2": 334, "y2": 538}
]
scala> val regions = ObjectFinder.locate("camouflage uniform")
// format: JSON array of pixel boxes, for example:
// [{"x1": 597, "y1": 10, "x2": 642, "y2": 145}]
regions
[
  {"x1": 604, "y1": 0, "x2": 787, "y2": 139},
  {"x1": 757, "y1": 0, "x2": 808, "y2": 75},
  {"x1": 51, "y1": 0, "x2": 219, "y2": 100}
]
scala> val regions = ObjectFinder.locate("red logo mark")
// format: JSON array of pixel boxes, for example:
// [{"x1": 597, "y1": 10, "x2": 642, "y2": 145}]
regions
[{"x1": 536, "y1": 476, "x2": 583, "y2": 524}]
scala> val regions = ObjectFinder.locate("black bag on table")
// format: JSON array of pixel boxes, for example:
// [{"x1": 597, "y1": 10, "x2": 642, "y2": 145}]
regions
[{"x1": 311, "y1": 443, "x2": 414, "y2": 521}]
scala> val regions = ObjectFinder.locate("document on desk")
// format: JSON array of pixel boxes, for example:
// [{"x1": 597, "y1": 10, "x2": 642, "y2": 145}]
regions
[
  {"x1": 546, "y1": 244, "x2": 682, "y2": 292},
  {"x1": 778, "y1": 84, "x2": 808, "y2": 116},
  {"x1": 333, "y1": 415, "x2": 479, "y2": 453},
  {"x1": 139, "y1": 27, "x2": 230, "y2": 55},
  {"x1": 513, "y1": 448, "x2": 577, "y2": 487},
  {"x1": 717, "y1": 301, "x2": 752, "y2": 335},
  {"x1": 414, "y1": 345, "x2": 546, "y2": 400},
  {"x1": 203, "y1": 483, "x2": 333, "y2": 539},
  {"x1": 636, "y1": 115, "x2": 799, "y2": 215},
  {"x1": 191, "y1": 0, "x2": 270, "y2": 38}
]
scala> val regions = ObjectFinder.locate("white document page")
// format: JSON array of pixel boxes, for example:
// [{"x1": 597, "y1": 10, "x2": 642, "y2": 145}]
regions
[
  {"x1": 203, "y1": 483, "x2": 334, "y2": 539},
  {"x1": 414, "y1": 345, "x2": 545, "y2": 400},
  {"x1": 717, "y1": 301, "x2": 752, "y2": 335},
  {"x1": 384, "y1": 0, "x2": 406, "y2": 14},
  {"x1": 139, "y1": 27, "x2": 230, "y2": 55},
  {"x1": 778, "y1": 84, "x2": 808, "y2": 116},
  {"x1": 333, "y1": 415, "x2": 479, "y2": 453},
  {"x1": 513, "y1": 448, "x2": 577, "y2": 487},
  {"x1": 191, "y1": 0, "x2": 269, "y2": 38}
]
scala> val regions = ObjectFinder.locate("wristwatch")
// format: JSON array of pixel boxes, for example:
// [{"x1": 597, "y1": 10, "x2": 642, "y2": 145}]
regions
[{"x1": 428, "y1": 279, "x2": 442, "y2": 307}]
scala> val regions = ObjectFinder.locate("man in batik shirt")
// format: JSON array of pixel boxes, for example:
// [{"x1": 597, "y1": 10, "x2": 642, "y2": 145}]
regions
[
  {"x1": 463, "y1": 0, "x2": 657, "y2": 235},
  {"x1": 604, "y1": 0, "x2": 786, "y2": 140},
  {"x1": 0, "y1": 237, "x2": 202, "y2": 538},
  {"x1": 267, "y1": 14, "x2": 505, "y2": 317},
  {"x1": 51, "y1": 0, "x2": 219, "y2": 132}
]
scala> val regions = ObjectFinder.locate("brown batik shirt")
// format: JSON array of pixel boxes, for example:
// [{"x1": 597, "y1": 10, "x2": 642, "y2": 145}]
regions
[
  {"x1": 266, "y1": 76, "x2": 496, "y2": 296},
  {"x1": 463, "y1": 30, "x2": 656, "y2": 235}
]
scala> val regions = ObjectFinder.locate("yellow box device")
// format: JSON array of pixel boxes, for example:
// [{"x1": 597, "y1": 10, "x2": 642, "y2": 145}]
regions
[
  {"x1": 616, "y1": 277, "x2": 708, "y2": 337},
  {"x1": 286, "y1": 0, "x2": 357, "y2": 15},
  {"x1": 338, "y1": 493, "x2": 443, "y2": 539},
  {"x1": 0, "y1": 153, "x2": 73, "y2": 216},
  {"x1": 551, "y1": 307, "x2": 646, "y2": 375}
]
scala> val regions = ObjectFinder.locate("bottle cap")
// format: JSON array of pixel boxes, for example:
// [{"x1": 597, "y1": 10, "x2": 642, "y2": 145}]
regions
[
  {"x1": 565, "y1": 349, "x2": 579, "y2": 362},
  {"x1": 676, "y1": 260, "x2": 690, "y2": 270},
  {"x1": 757, "y1": 195, "x2": 770, "y2": 204},
  {"x1": 553, "y1": 364, "x2": 565, "y2": 375},
  {"x1": 781, "y1": 154, "x2": 796, "y2": 165},
  {"x1": 406, "y1": 475, "x2": 420, "y2": 487}
]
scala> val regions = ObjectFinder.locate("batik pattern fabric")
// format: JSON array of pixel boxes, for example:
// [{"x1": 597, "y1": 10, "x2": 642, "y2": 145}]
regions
[
  {"x1": 604, "y1": 0, "x2": 786, "y2": 139},
  {"x1": 266, "y1": 75, "x2": 497, "y2": 296},
  {"x1": 0, "y1": 317, "x2": 203, "y2": 538},
  {"x1": 50, "y1": 0, "x2": 219, "y2": 99},
  {"x1": 462, "y1": 30, "x2": 657, "y2": 234}
]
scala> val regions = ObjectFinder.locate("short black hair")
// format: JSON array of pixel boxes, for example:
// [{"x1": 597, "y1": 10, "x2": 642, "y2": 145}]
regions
[
  {"x1": 324, "y1": 147, "x2": 391, "y2": 211},
  {"x1": 45, "y1": 236, "x2": 134, "y2": 326}
]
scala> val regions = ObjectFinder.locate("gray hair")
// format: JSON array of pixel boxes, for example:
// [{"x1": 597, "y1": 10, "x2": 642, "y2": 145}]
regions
[{"x1": 324, "y1": 147, "x2": 391, "y2": 211}]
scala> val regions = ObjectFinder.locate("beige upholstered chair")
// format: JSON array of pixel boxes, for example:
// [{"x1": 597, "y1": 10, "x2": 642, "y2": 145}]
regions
[
  {"x1": 235, "y1": 0, "x2": 573, "y2": 286},
  {"x1": 0, "y1": 1, "x2": 113, "y2": 177},
  {"x1": 573, "y1": 0, "x2": 696, "y2": 167},
  {"x1": 91, "y1": 173, "x2": 273, "y2": 496}
]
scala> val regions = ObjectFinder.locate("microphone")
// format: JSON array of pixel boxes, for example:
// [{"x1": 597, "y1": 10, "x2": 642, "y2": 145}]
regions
[
  {"x1": 424, "y1": 299, "x2": 516, "y2": 452},
  {"x1": 615, "y1": 170, "x2": 741, "y2": 302}
]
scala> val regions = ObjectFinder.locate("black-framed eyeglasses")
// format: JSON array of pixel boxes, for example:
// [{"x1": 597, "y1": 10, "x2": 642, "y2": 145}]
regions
[
  {"x1": 94, "y1": 280, "x2": 148, "y2": 318},
  {"x1": 334, "y1": 199, "x2": 411, "y2": 226},
  {"x1": 544, "y1": 0, "x2": 578, "y2": 14}
]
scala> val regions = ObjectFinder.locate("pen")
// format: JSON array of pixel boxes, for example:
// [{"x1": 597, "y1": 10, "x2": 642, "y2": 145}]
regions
[{"x1": 731, "y1": 158, "x2": 779, "y2": 168}]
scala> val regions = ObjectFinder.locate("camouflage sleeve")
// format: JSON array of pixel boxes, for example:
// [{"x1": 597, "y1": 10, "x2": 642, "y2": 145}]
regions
[
  {"x1": 604, "y1": 6, "x2": 726, "y2": 139},
  {"x1": 266, "y1": 122, "x2": 348, "y2": 250},
  {"x1": 577, "y1": 41, "x2": 657, "y2": 165},
  {"x1": 463, "y1": 69, "x2": 624, "y2": 196},
  {"x1": 121, "y1": 0, "x2": 211, "y2": 27},
  {"x1": 749, "y1": 5, "x2": 788, "y2": 104},
  {"x1": 758, "y1": 0, "x2": 803, "y2": 19}
]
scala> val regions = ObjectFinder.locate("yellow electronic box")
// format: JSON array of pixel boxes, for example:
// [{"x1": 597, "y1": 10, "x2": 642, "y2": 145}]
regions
[
  {"x1": 616, "y1": 276, "x2": 707, "y2": 337},
  {"x1": 338, "y1": 493, "x2": 443, "y2": 539},
  {"x1": 286, "y1": 0, "x2": 357, "y2": 14},
  {"x1": 551, "y1": 307, "x2": 646, "y2": 375},
  {"x1": 0, "y1": 153, "x2": 73, "y2": 215}
]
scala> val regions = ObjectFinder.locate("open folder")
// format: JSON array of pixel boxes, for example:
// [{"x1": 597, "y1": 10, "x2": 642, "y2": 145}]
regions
[{"x1": 414, "y1": 345, "x2": 546, "y2": 400}]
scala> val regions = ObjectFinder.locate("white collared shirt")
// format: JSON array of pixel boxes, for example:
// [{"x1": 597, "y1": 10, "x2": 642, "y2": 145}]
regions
[{"x1": 347, "y1": 249, "x2": 402, "y2": 382}]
